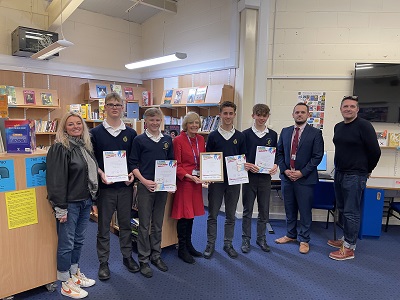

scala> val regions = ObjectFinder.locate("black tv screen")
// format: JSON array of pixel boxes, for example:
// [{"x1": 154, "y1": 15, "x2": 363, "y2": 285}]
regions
[{"x1": 353, "y1": 63, "x2": 400, "y2": 123}]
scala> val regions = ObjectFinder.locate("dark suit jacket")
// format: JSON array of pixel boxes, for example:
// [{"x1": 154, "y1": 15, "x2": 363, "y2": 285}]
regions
[{"x1": 277, "y1": 124, "x2": 324, "y2": 185}]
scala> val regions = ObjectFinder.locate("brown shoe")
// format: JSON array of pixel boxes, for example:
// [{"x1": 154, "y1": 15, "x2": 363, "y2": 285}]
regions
[
  {"x1": 327, "y1": 239, "x2": 343, "y2": 249},
  {"x1": 275, "y1": 236, "x2": 296, "y2": 244},
  {"x1": 329, "y1": 246, "x2": 354, "y2": 261},
  {"x1": 299, "y1": 242, "x2": 309, "y2": 254}
]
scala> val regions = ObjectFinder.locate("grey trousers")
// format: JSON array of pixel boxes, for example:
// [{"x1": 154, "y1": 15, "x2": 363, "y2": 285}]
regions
[
  {"x1": 207, "y1": 182, "x2": 240, "y2": 245},
  {"x1": 136, "y1": 183, "x2": 168, "y2": 263}
]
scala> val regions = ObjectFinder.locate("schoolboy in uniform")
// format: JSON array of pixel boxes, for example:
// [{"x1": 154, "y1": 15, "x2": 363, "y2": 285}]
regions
[
  {"x1": 91, "y1": 92, "x2": 138, "y2": 280},
  {"x1": 241, "y1": 104, "x2": 278, "y2": 253},
  {"x1": 203, "y1": 101, "x2": 247, "y2": 259},
  {"x1": 130, "y1": 108, "x2": 174, "y2": 278}
]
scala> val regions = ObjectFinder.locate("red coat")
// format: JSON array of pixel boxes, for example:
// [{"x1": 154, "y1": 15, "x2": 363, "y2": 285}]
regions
[{"x1": 171, "y1": 131, "x2": 205, "y2": 219}]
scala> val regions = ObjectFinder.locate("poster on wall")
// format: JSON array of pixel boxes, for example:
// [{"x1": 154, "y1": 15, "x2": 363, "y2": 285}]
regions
[
  {"x1": 297, "y1": 91, "x2": 326, "y2": 130},
  {"x1": 0, "y1": 159, "x2": 16, "y2": 192},
  {"x1": 25, "y1": 156, "x2": 46, "y2": 187}
]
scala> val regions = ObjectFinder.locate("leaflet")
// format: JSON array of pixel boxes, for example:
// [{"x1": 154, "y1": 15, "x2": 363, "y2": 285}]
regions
[
  {"x1": 103, "y1": 150, "x2": 129, "y2": 182},
  {"x1": 255, "y1": 146, "x2": 276, "y2": 174}
]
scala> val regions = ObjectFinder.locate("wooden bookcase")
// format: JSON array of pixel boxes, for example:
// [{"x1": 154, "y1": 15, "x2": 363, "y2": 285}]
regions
[{"x1": 7, "y1": 87, "x2": 61, "y2": 149}]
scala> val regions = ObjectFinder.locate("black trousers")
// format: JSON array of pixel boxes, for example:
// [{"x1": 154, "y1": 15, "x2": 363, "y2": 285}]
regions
[{"x1": 97, "y1": 186, "x2": 133, "y2": 263}]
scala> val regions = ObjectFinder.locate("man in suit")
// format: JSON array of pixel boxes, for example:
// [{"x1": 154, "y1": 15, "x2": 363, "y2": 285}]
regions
[{"x1": 275, "y1": 102, "x2": 324, "y2": 254}]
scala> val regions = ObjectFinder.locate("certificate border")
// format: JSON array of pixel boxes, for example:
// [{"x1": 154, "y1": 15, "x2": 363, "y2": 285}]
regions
[{"x1": 199, "y1": 152, "x2": 224, "y2": 182}]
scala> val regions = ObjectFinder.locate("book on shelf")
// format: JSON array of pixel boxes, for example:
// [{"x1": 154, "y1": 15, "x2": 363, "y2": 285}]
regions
[
  {"x1": 194, "y1": 86, "x2": 207, "y2": 103},
  {"x1": 98, "y1": 99, "x2": 105, "y2": 119},
  {"x1": 69, "y1": 104, "x2": 82, "y2": 114},
  {"x1": 0, "y1": 94, "x2": 8, "y2": 118},
  {"x1": 96, "y1": 85, "x2": 107, "y2": 98},
  {"x1": 23, "y1": 89, "x2": 36, "y2": 104},
  {"x1": 0, "y1": 85, "x2": 17, "y2": 105},
  {"x1": 376, "y1": 130, "x2": 388, "y2": 146},
  {"x1": 110, "y1": 84, "x2": 123, "y2": 97},
  {"x1": 163, "y1": 124, "x2": 181, "y2": 139},
  {"x1": 124, "y1": 87, "x2": 134, "y2": 100},
  {"x1": 173, "y1": 90, "x2": 183, "y2": 104},
  {"x1": 34, "y1": 119, "x2": 58, "y2": 133},
  {"x1": 126, "y1": 102, "x2": 139, "y2": 119},
  {"x1": 81, "y1": 104, "x2": 91, "y2": 119},
  {"x1": 142, "y1": 91, "x2": 152, "y2": 106},
  {"x1": 187, "y1": 88, "x2": 197, "y2": 103},
  {"x1": 5, "y1": 119, "x2": 36, "y2": 153},
  {"x1": 163, "y1": 90, "x2": 173, "y2": 104},
  {"x1": 41, "y1": 92, "x2": 53, "y2": 105},
  {"x1": 388, "y1": 132, "x2": 400, "y2": 147}
]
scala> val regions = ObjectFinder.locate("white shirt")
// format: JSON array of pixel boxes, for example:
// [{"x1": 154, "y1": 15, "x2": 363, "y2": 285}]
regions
[
  {"x1": 252, "y1": 124, "x2": 269, "y2": 138},
  {"x1": 103, "y1": 119, "x2": 126, "y2": 137},
  {"x1": 218, "y1": 125, "x2": 235, "y2": 140},
  {"x1": 145, "y1": 129, "x2": 163, "y2": 142}
]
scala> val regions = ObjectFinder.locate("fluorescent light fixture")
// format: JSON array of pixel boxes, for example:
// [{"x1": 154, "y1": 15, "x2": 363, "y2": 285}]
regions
[
  {"x1": 125, "y1": 52, "x2": 187, "y2": 70},
  {"x1": 31, "y1": 39, "x2": 74, "y2": 60}
]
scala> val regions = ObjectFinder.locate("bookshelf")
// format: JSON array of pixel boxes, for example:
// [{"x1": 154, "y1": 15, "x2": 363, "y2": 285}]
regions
[
  {"x1": 137, "y1": 84, "x2": 234, "y2": 135},
  {"x1": 5, "y1": 87, "x2": 61, "y2": 149}
]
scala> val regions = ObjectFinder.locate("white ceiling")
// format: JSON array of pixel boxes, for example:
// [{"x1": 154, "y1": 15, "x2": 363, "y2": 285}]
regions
[{"x1": 77, "y1": 0, "x2": 178, "y2": 24}]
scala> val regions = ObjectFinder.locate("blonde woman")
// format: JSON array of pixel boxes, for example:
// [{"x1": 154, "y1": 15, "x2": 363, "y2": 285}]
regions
[
  {"x1": 47, "y1": 112, "x2": 98, "y2": 299},
  {"x1": 171, "y1": 112, "x2": 205, "y2": 264}
]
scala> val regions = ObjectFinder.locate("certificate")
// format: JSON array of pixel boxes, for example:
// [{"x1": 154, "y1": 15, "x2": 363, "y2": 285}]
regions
[
  {"x1": 225, "y1": 154, "x2": 249, "y2": 185},
  {"x1": 200, "y1": 152, "x2": 224, "y2": 182},
  {"x1": 255, "y1": 146, "x2": 276, "y2": 174},
  {"x1": 154, "y1": 160, "x2": 177, "y2": 192},
  {"x1": 103, "y1": 150, "x2": 129, "y2": 182}
]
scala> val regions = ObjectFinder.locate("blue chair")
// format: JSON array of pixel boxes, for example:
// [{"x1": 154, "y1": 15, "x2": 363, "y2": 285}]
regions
[
  {"x1": 384, "y1": 198, "x2": 400, "y2": 232},
  {"x1": 313, "y1": 180, "x2": 336, "y2": 240}
]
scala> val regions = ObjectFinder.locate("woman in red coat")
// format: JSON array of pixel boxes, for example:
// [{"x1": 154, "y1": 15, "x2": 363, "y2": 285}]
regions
[{"x1": 172, "y1": 112, "x2": 205, "y2": 264}]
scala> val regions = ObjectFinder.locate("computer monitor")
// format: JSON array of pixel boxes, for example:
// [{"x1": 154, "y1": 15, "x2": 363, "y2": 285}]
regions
[{"x1": 317, "y1": 151, "x2": 327, "y2": 171}]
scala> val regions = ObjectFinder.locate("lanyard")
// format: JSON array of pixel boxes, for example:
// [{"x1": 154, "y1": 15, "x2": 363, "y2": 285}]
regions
[{"x1": 186, "y1": 132, "x2": 200, "y2": 169}]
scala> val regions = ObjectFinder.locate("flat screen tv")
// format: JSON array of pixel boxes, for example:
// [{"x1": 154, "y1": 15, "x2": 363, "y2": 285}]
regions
[{"x1": 353, "y1": 62, "x2": 400, "y2": 123}]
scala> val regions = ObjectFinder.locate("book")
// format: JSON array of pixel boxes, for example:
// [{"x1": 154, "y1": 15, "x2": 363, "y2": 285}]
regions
[
  {"x1": 0, "y1": 85, "x2": 5, "y2": 95},
  {"x1": 99, "y1": 99, "x2": 105, "y2": 119},
  {"x1": 124, "y1": 87, "x2": 134, "y2": 100},
  {"x1": 174, "y1": 90, "x2": 183, "y2": 104},
  {"x1": 126, "y1": 102, "x2": 139, "y2": 119},
  {"x1": 0, "y1": 94, "x2": 8, "y2": 118},
  {"x1": 376, "y1": 130, "x2": 388, "y2": 146},
  {"x1": 110, "y1": 84, "x2": 122, "y2": 97},
  {"x1": 96, "y1": 85, "x2": 107, "y2": 98},
  {"x1": 194, "y1": 86, "x2": 207, "y2": 103},
  {"x1": 163, "y1": 90, "x2": 173, "y2": 104},
  {"x1": 23, "y1": 90, "x2": 36, "y2": 104},
  {"x1": 69, "y1": 104, "x2": 82, "y2": 114},
  {"x1": 41, "y1": 92, "x2": 53, "y2": 105},
  {"x1": 5, "y1": 119, "x2": 36, "y2": 153},
  {"x1": 5, "y1": 86, "x2": 17, "y2": 105},
  {"x1": 163, "y1": 124, "x2": 181, "y2": 139},
  {"x1": 142, "y1": 91, "x2": 152, "y2": 106},
  {"x1": 187, "y1": 88, "x2": 197, "y2": 103},
  {"x1": 388, "y1": 133, "x2": 400, "y2": 147}
]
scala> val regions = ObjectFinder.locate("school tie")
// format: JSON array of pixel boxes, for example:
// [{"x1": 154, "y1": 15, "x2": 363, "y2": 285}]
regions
[{"x1": 290, "y1": 127, "x2": 300, "y2": 169}]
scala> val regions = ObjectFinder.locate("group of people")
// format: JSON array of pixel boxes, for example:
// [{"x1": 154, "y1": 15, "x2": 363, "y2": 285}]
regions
[{"x1": 46, "y1": 93, "x2": 381, "y2": 299}]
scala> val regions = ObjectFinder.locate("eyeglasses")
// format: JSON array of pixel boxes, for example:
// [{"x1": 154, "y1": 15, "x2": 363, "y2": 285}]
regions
[
  {"x1": 342, "y1": 95, "x2": 359, "y2": 101},
  {"x1": 106, "y1": 103, "x2": 123, "y2": 108}
]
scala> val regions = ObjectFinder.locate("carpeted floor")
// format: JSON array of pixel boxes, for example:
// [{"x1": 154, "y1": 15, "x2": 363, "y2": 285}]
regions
[{"x1": 14, "y1": 211, "x2": 400, "y2": 300}]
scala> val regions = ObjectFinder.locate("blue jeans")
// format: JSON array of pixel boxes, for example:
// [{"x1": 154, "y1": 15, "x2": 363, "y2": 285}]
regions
[
  {"x1": 334, "y1": 171, "x2": 367, "y2": 249},
  {"x1": 57, "y1": 199, "x2": 92, "y2": 273}
]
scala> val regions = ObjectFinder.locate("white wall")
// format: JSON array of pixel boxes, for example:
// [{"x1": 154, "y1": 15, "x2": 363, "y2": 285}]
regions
[
  {"x1": 267, "y1": 0, "x2": 400, "y2": 178},
  {"x1": 0, "y1": 0, "x2": 235, "y2": 82}
]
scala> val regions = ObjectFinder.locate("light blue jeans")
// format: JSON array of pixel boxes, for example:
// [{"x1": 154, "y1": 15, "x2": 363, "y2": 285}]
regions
[
  {"x1": 334, "y1": 171, "x2": 367, "y2": 249},
  {"x1": 56, "y1": 198, "x2": 92, "y2": 280}
]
